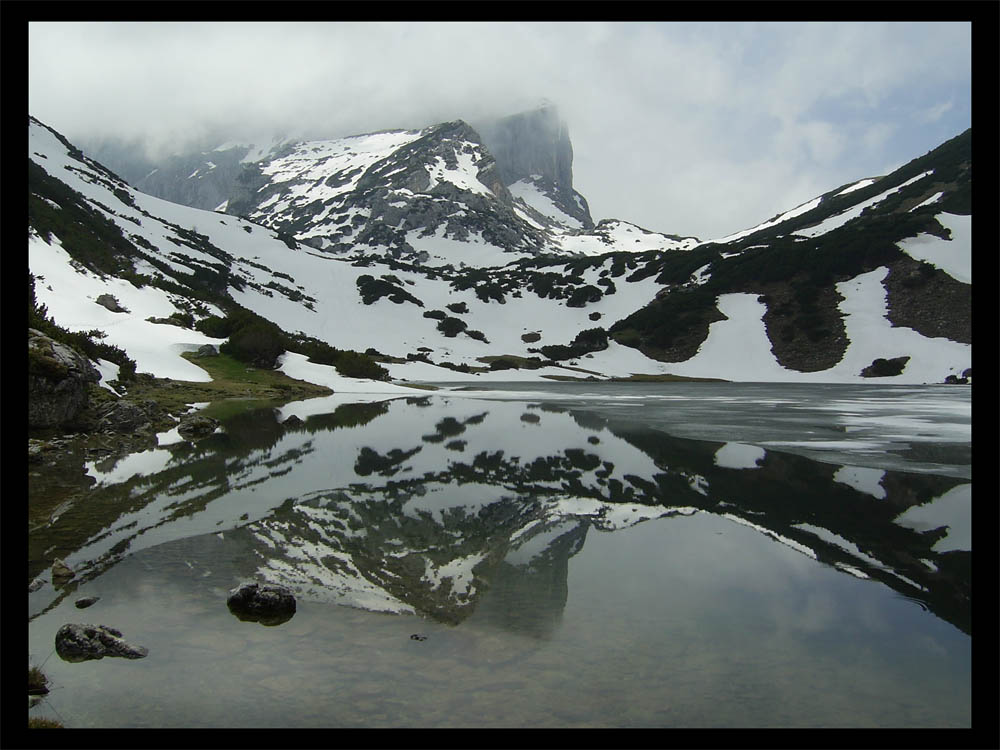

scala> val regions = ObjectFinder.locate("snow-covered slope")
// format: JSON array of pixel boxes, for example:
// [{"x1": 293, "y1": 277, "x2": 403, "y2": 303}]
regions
[{"x1": 28, "y1": 115, "x2": 972, "y2": 385}]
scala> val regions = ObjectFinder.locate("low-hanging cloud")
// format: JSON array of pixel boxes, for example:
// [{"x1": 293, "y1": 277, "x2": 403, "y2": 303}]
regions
[{"x1": 28, "y1": 21, "x2": 971, "y2": 240}]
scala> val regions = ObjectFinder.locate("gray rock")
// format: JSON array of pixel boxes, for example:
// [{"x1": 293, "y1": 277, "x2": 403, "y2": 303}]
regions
[
  {"x1": 28, "y1": 577, "x2": 45, "y2": 593},
  {"x1": 227, "y1": 582, "x2": 296, "y2": 626},
  {"x1": 282, "y1": 414, "x2": 304, "y2": 427},
  {"x1": 95, "y1": 398, "x2": 160, "y2": 433},
  {"x1": 95, "y1": 293, "x2": 128, "y2": 313},
  {"x1": 177, "y1": 414, "x2": 220, "y2": 440},
  {"x1": 195, "y1": 344, "x2": 219, "y2": 357},
  {"x1": 55, "y1": 623, "x2": 149, "y2": 662},
  {"x1": 75, "y1": 596, "x2": 101, "y2": 609},
  {"x1": 28, "y1": 330, "x2": 101, "y2": 429}
]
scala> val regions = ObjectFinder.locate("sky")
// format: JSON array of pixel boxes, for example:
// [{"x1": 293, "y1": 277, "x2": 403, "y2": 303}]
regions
[{"x1": 28, "y1": 21, "x2": 972, "y2": 241}]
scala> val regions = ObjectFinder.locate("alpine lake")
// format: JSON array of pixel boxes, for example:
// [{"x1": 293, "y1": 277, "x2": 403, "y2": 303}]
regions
[{"x1": 28, "y1": 380, "x2": 972, "y2": 729}]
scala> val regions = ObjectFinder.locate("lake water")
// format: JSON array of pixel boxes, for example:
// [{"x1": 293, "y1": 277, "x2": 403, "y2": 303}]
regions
[{"x1": 27, "y1": 382, "x2": 972, "y2": 728}]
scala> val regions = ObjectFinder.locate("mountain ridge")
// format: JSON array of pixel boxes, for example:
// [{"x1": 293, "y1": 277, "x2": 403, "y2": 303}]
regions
[{"x1": 29, "y1": 111, "x2": 971, "y2": 389}]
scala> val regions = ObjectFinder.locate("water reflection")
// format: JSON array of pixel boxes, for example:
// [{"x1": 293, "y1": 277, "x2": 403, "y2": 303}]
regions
[{"x1": 29, "y1": 394, "x2": 971, "y2": 639}]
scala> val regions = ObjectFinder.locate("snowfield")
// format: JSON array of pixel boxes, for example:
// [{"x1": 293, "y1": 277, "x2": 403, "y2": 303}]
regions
[{"x1": 28, "y1": 116, "x2": 971, "y2": 388}]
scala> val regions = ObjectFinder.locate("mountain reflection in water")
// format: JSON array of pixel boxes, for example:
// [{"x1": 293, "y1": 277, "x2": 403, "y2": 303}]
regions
[{"x1": 29, "y1": 389, "x2": 971, "y2": 638}]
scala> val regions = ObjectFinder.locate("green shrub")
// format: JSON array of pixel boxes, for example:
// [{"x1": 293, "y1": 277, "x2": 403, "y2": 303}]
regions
[
  {"x1": 437, "y1": 316, "x2": 467, "y2": 337},
  {"x1": 220, "y1": 319, "x2": 286, "y2": 369}
]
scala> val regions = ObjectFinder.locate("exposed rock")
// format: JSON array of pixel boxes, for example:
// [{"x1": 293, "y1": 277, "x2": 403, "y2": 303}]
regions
[
  {"x1": 476, "y1": 102, "x2": 594, "y2": 229},
  {"x1": 51, "y1": 558, "x2": 75, "y2": 584},
  {"x1": 95, "y1": 398, "x2": 161, "y2": 433},
  {"x1": 282, "y1": 414, "x2": 304, "y2": 427},
  {"x1": 227, "y1": 582, "x2": 296, "y2": 626},
  {"x1": 95, "y1": 293, "x2": 129, "y2": 313},
  {"x1": 28, "y1": 329, "x2": 101, "y2": 429},
  {"x1": 177, "y1": 414, "x2": 220, "y2": 440},
  {"x1": 195, "y1": 344, "x2": 219, "y2": 357},
  {"x1": 29, "y1": 577, "x2": 45, "y2": 593},
  {"x1": 55, "y1": 623, "x2": 149, "y2": 662},
  {"x1": 74, "y1": 596, "x2": 101, "y2": 609}
]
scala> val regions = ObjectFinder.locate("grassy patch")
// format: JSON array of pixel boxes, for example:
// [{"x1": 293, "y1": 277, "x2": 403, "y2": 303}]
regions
[
  {"x1": 28, "y1": 666, "x2": 49, "y2": 694},
  {"x1": 28, "y1": 717, "x2": 64, "y2": 729},
  {"x1": 114, "y1": 352, "x2": 333, "y2": 418}
]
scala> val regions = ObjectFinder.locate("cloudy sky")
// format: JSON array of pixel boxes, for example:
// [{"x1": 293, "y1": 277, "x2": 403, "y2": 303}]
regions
[{"x1": 28, "y1": 21, "x2": 971, "y2": 241}]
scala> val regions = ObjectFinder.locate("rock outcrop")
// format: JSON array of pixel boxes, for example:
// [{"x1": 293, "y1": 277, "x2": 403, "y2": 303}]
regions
[
  {"x1": 476, "y1": 102, "x2": 594, "y2": 229},
  {"x1": 55, "y1": 623, "x2": 149, "y2": 662},
  {"x1": 95, "y1": 398, "x2": 162, "y2": 433},
  {"x1": 29, "y1": 329, "x2": 101, "y2": 429}
]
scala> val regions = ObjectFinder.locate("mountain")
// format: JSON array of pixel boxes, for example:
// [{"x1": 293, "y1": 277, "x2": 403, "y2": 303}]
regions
[{"x1": 29, "y1": 109, "x2": 971, "y2": 390}]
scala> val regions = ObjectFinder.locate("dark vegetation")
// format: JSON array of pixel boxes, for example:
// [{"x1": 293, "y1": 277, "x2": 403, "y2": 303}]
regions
[
  {"x1": 196, "y1": 306, "x2": 390, "y2": 380},
  {"x1": 356, "y1": 274, "x2": 425, "y2": 306},
  {"x1": 608, "y1": 129, "x2": 971, "y2": 369},
  {"x1": 861, "y1": 356, "x2": 910, "y2": 378}
]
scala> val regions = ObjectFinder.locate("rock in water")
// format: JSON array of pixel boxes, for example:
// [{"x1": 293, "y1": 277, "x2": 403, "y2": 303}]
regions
[
  {"x1": 55, "y1": 623, "x2": 149, "y2": 662},
  {"x1": 51, "y1": 558, "x2": 75, "y2": 583},
  {"x1": 226, "y1": 582, "x2": 296, "y2": 626},
  {"x1": 74, "y1": 596, "x2": 101, "y2": 609},
  {"x1": 177, "y1": 414, "x2": 220, "y2": 440}
]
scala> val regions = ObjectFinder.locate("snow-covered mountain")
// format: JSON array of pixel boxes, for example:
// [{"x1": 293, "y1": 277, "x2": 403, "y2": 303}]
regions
[{"x1": 29, "y1": 110, "x2": 971, "y2": 386}]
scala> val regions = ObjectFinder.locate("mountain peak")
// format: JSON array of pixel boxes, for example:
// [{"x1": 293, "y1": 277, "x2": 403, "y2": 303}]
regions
[{"x1": 474, "y1": 104, "x2": 592, "y2": 229}]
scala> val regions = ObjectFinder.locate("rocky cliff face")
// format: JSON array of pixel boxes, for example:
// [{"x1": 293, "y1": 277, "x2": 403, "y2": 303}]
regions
[
  {"x1": 28, "y1": 329, "x2": 100, "y2": 429},
  {"x1": 229, "y1": 119, "x2": 557, "y2": 263},
  {"x1": 476, "y1": 103, "x2": 594, "y2": 229}
]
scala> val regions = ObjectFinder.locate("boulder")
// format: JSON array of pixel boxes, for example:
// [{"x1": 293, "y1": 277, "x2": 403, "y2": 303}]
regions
[
  {"x1": 195, "y1": 344, "x2": 219, "y2": 357},
  {"x1": 177, "y1": 414, "x2": 220, "y2": 440},
  {"x1": 28, "y1": 329, "x2": 101, "y2": 429},
  {"x1": 54, "y1": 623, "x2": 149, "y2": 662},
  {"x1": 75, "y1": 596, "x2": 101, "y2": 609},
  {"x1": 226, "y1": 582, "x2": 296, "y2": 626},
  {"x1": 282, "y1": 414, "x2": 304, "y2": 427},
  {"x1": 95, "y1": 294, "x2": 129, "y2": 313},
  {"x1": 51, "y1": 558, "x2": 75, "y2": 584}
]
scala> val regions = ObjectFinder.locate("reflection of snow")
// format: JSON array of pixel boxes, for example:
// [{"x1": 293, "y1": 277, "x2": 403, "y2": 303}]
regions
[
  {"x1": 893, "y1": 484, "x2": 971, "y2": 552},
  {"x1": 833, "y1": 465, "x2": 886, "y2": 499},
  {"x1": 714, "y1": 442, "x2": 765, "y2": 469},
  {"x1": 723, "y1": 513, "x2": 817, "y2": 559}
]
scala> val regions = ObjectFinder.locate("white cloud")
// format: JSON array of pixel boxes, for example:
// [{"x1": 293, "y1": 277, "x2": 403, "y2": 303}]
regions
[{"x1": 28, "y1": 21, "x2": 971, "y2": 240}]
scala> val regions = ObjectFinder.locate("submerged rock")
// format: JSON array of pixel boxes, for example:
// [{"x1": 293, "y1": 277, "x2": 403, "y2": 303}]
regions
[
  {"x1": 226, "y1": 582, "x2": 296, "y2": 626},
  {"x1": 55, "y1": 623, "x2": 149, "y2": 662}
]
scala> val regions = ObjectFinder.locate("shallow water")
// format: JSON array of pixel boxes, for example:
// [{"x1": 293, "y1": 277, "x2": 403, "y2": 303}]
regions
[{"x1": 28, "y1": 382, "x2": 971, "y2": 727}]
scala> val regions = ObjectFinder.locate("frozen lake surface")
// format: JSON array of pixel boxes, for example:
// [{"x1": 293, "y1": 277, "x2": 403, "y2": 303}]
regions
[{"x1": 28, "y1": 382, "x2": 972, "y2": 728}]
